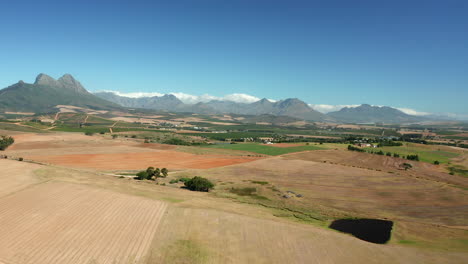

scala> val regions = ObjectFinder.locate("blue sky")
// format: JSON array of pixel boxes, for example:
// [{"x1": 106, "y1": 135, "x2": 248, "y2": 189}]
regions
[{"x1": 0, "y1": 0, "x2": 467, "y2": 115}]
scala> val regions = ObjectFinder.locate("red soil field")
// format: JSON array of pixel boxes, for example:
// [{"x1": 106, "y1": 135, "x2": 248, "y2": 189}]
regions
[{"x1": 26, "y1": 151, "x2": 262, "y2": 170}]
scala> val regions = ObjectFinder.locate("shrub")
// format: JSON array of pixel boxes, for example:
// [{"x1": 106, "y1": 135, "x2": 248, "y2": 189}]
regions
[
  {"x1": 85, "y1": 131, "x2": 94, "y2": 136},
  {"x1": 402, "y1": 163, "x2": 412, "y2": 170},
  {"x1": 386, "y1": 152, "x2": 392, "y2": 156},
  {"x1": 136, "y1": 171, "x2": 149, "y2": 180},
  {"x1": 18, "y1": 157, "x2": 23, "y2": 161},
  {"x1": 99, "y1": 131, "x2": 105, "y2": 135},
  {"x1": 434, "y1": 160, "x2": 440, "y2": 165},
  {"x1": 131, "y1": 135, "x2": 137, "y2": 138},
  {"x1": 169, "y1": 179, "x2": 178, "y2": 184},
  {"x1": 251, "y1": 180, "x2": 268, "y2": 185},
  {"x1": 376, "y1": 150, "x2": 384, "y2": 155},
  {"x1": 112, "y1": 134, "x2": 118, "y2": 139},
  {"x1": 184, "y1": 176, "x2": 214, "y2": 192},
  {"x1": 393, "y1": 153, "x2": 400, "y2": 158}
]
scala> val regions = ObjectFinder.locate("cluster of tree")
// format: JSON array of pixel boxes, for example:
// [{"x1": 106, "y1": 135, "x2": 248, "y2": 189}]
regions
[
  {"x1": 163, "y1": 138, "x2": 193, "y2": 146},
  {"x1": 406, "y1": 154, "x2": 420, "y2": 161},
  {"x1": 184, "y1": 176, "x2": 214, "y2": 192},
  {"x1": 0, "y1": 136, "x2": 14, "y2": 151},
  {"x1": 347, "y1": 145, "x2": 365, "y2": 152},
  {"x1": 136, "y1": 167, "x2": 168, "y2": 180}
]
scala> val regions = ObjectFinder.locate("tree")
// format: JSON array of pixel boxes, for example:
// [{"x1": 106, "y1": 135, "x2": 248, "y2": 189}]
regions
[
  {"x1": 136, "y1": 171, "x2": 148, "y2": 180},
  {"x1": 0, "y1": 135, "x2": 15, "y2": 150},
  {"x1": 184, "y1": 176, "x2": 214, "y2": 192},
  {"x1": 161, "y1": 168, "x2": 168, "y2": 177},
  {"x1": 154, "y1": 168, "x2": 161, "y2": 178}
]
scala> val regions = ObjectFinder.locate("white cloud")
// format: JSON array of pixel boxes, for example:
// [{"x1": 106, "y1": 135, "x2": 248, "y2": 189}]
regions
[
  {"x1": 395, "y1": 108, "x2": 431, "y2": 116},
  {"x1": 309, "y1": 104, "x2": 360, "y2": 113},
  {"x1": 99, "y1": 90, "x2": 268, "y2": 104},
  {"x1": 101, "y1": 90, "x2": 165, "y2": 98}
]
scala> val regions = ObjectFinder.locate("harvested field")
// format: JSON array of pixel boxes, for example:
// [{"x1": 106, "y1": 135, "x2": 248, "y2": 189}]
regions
[
  {"x1": 147, "y1": 207, "x2": 467, "y2": 264},
  {"x1": 0, "y1": 159, "x2": 42, "y2": 197},
  {"x1": 0, "y1": 182, "x2": 167, "y2": 264}
]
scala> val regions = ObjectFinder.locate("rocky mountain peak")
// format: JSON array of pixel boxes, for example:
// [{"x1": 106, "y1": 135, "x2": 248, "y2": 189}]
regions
[
  {"x1": 34, "y1": 73, "x2": 59, "y2": 86},
  {"x1": 58, "y1": 74, "x2": 87, "y2": 93}
]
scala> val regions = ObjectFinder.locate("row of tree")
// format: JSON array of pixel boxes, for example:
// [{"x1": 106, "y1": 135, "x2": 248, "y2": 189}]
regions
[
  {"x1": 0, "y1": 136, "x2": 14, "y2": 151},
  {"x1": 347, "y1": 145, "x2": 420, "y2": 161}
]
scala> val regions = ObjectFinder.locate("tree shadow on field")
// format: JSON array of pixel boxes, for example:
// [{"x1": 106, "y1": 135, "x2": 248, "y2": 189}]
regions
[{"x1": 329, "y1": 219, "x2": 393, "y2": 244}]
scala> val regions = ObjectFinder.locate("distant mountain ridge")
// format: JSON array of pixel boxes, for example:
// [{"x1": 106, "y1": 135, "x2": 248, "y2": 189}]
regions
[
  {"x1": 94, "y1": 92, "x2": 330, "y2": 121},
  {"x1": 0, "y1": 74, "x2": 121, "y2": 113},
  {"x1": 327, "y1": 104, "x2": 425, "y2": 123}
]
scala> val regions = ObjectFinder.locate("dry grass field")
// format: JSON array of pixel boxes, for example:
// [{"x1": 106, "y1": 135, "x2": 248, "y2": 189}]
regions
[{"x1": 0, "y1": 164, "x2": 167, "y2": 264}]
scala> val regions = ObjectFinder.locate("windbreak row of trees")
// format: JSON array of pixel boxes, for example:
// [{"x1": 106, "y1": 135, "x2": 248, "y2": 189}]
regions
[{"x1": 347, "y1": 145, "x2": 420, "y2": 161}]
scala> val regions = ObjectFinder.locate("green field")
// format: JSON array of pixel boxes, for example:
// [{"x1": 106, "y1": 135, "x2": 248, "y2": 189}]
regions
[
  {"x1": 206, "y1": 143, "x2": 324, "y2": 156},
  {"x1": 365, "y1": 143, "x2": 460, "y2": 164}
]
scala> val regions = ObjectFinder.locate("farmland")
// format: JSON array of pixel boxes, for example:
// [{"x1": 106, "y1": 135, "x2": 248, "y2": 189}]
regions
[{"x1": 0, "y1": 111, "x2": 467, "y2": 263}]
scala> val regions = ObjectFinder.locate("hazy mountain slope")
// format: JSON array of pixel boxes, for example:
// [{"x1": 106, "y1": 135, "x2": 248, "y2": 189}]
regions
[
  {"x1": 95, "y1": 92, "x2": 184, "y2": 110},
  {"x1": 327, "y1": 104, "x2": 424, "y2": 123},
  {"x1": 0, "y1": 74, "x2": 121, "y2": 113}
]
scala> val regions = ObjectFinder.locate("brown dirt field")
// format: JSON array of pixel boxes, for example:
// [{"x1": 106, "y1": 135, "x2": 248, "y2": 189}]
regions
[
  {"x1": 5, "y1": 133, "x2": 262, "y2": 171},
  {"x1": 0, "y1": 181, "x2": 167, "y2": 264},
  {"x1": 147, "y1": 207, "x2": 467, "y2": 264},
  {"x1": 26, "y1": 151, "x2": 261, "y2": 170},
  {"x1": 0, "y1": 159, "x2": 42, "y2": 197}
]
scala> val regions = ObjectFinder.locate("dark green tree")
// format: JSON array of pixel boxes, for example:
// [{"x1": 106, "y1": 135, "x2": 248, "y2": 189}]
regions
[
  {"x1": 161, "y1": 168, "x2": 168, "y2": 177},
  {"x1": 184, "y1": 176, "x2": 214, "y2": 192},
  {"x1": 154, "y1": 168, "x2": 161, "y2": 178}
]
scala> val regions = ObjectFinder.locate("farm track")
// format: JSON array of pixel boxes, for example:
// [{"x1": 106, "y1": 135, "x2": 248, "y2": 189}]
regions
[{"x1": 0, "y1": 182, "x2": 167, "y2": 264}]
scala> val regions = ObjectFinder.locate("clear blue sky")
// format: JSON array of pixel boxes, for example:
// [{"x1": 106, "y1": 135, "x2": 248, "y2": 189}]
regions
[{"x1": 0, "y1": 0, "x2": 467, "y2": 114}]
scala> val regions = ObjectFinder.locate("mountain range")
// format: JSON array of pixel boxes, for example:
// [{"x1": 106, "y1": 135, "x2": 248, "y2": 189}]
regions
[
  {"x1": 0, "y1": 73, "x2": 434, "y2": 123},
  {"x1": 95, "y1": 92, "x2": 330, "y2": 121},
  {"x1": 0, "y1": 74, "x2": 120, "y2": 112}
]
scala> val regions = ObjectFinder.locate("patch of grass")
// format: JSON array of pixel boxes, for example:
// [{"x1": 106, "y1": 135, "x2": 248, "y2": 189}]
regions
[
  {"x1": 448, "y1": 165, "x2": 468, "y2": 177},
  {"x1": 229, "y1": 187, "x2": 269, "y2": 200},
  {"x1": 398, "y1": 240, "x2": 417, "y2": 245},
  {"x1": 206, "y1": 143, "x2": 323, "y2": 156},
  {"x1": 163, "y1": 239, "x2": 208, "y2": 264}
]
